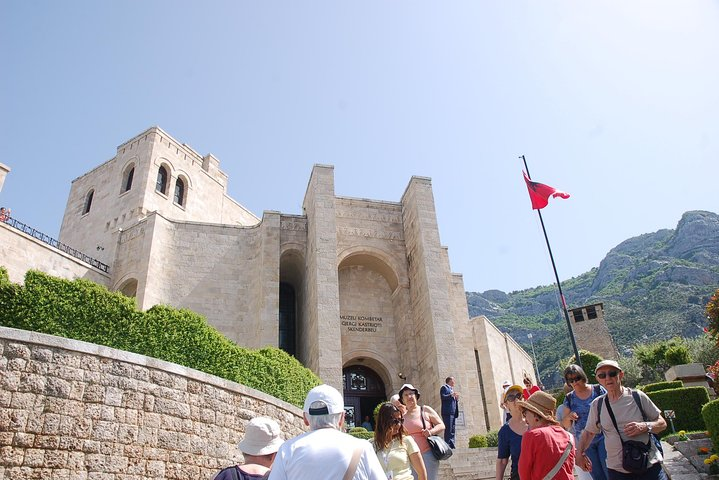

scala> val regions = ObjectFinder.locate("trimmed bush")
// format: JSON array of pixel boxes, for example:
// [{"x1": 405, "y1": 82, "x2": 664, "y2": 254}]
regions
[
  {"x1": 0, "y1": 270, "x2": 321, "y2": 407},
  {"x1": 645, "y1": 386, "x2": 710, "y2": 435},
  {"x1": 469, "y1": 434, "x2": 488, "y2": 448},
  {"x1": 486, "y1": 430, "x2": 499, "y2": 447},
  {"x1": 348, "y1": 427, "x2": 374, "y2": 440},
  {"x1": 702, "y1": 399, "x2": 719, "y2": 453},
  {"x1": 641, "y1": 381, "x2": 683, "y2": 393}
]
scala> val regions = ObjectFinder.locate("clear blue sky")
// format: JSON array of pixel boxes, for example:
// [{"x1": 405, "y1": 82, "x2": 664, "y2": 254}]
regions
[{"x1": 1, "y1": 1, "x2": 717, "y2": 293}]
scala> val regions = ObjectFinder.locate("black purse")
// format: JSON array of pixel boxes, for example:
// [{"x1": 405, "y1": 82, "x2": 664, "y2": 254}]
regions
[{"x1": 421, "y1": 406, "x2": 453, "y2": 460}]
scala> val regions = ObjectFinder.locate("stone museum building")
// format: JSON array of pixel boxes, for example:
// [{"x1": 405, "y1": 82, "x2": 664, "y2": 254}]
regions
[{"x1": 0, "y1": 126, "x2": 534, "y2": 445}]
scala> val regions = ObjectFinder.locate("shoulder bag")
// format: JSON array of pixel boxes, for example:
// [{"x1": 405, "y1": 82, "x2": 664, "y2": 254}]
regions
[
  {"x1": 421, "y1": 405, "x2": 453, "y2": 460},
  {"x1": 604, "y1": 392, "x2": 651, "y2": 474},
  {"x1": 542, "y1": 430, "x2": 573, "y2": 480}
]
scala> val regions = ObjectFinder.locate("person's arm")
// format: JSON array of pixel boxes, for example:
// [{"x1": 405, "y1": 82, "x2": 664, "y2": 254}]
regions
[
  {"x1": 575, "y1": 430, "x2": 595, "y2": 472},
  {"x1": 409, "y1": 451, "x2": 427, "y2": 480},
  {"x1": 495, "y1": 458, "x2": 509, "y2": 480},
  {"x1": 424, "y1": 406, "x2": 445, "y2": 435},
  {"x1": 625, "y1": 415, "x2": 667, "y2": 437},
  {"x1": 440, "y1": 385, "x2": 452, "y2": 400},
  {"x1": 518, "y1": 431, "x2": 534, "y2": 480}
]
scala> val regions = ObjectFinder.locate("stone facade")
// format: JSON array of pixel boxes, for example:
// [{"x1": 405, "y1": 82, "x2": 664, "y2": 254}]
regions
[
  {"x1": 0, "y1": 126, "x2": 536, "y2": 450},
  {"x1": 0, "y1": 326, "x2": 306, "y2": 480}
]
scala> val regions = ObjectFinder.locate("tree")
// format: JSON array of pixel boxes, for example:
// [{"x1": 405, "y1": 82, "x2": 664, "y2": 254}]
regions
[{"x1": 707, "y1": 288, "x2": 719, "y2": 343}]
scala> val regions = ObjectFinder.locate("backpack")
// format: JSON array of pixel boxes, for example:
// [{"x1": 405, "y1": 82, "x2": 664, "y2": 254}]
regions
[{"x1": 595, "y1": 389, "x2": 663, "y2": 455}]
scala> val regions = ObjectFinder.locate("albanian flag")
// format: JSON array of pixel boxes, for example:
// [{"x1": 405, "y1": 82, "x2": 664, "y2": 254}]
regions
[{"x1": 523, "y1": 171, "x2": 570, "y2": 210}]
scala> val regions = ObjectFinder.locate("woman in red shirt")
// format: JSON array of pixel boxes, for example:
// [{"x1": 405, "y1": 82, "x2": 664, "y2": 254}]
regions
[
  {"x1": 518, "y1": 391, "x2": 575, "y2": 480},
  {"x1": 522, "y1": 376, "x2": 540, "y2": 400}
]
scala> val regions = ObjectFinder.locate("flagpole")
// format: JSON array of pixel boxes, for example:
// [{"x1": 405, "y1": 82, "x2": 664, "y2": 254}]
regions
[{"x1": 520, "y1": 155, "x2": 583, "y2": 370}]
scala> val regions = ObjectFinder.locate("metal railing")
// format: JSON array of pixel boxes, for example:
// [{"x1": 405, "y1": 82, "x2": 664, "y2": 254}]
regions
[{"x1": 1, "y1": 216, "x2": 110, "y2": 273}]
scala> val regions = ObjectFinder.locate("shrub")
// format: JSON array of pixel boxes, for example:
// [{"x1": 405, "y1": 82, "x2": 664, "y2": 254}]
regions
[
  {"x1": 0, "y1": 270, "x2": 321, "y2": 407},
  {"x1": 486, "y1": 430, "x2": 499, "y2": 447},
  {"x1": 646, "y1": 386, "x2": 710, "y2": 435},
  {"x1": 554, "y1": 390, "x2": 566, "y2": 407},
  {"x1": 348, "y1": 427, "x2": 374, "y2": 440},
  {"x1": 665, "y1": 344, "x2": 692, "y2": 366},
  {"x1": 642, "y1": 381, "x2": 684, "y2": 393},
  {"x1": 469, "y1": 434, "x2": 488, "y2": 448},
  {"x1": 563, "y1": 350, "x2": 603, "y2": 384},
  {"x1": 702, "y1": 399, "x2": 719, "y2": 453}
]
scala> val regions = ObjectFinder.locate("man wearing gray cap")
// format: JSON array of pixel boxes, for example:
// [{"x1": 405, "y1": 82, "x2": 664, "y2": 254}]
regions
[
  {"x1": 268, "y1": 384, "x2": 386, "y2": 480},
  {"x1": 576, "y1": 360, "x2": 667, "y2": 480},
  {"x1": 214, "y1": 417, "x2": 284, "y2": 479}
]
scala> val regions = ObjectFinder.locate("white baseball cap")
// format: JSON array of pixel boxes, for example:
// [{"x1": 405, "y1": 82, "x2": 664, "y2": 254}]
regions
[{"x1": 304, "y1": 384, "x2": 345, "y2": 415}]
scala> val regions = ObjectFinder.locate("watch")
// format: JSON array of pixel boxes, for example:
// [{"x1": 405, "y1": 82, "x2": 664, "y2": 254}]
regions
[{"x1": 646, "y1": 422, "x2": 653, "y2": 433}]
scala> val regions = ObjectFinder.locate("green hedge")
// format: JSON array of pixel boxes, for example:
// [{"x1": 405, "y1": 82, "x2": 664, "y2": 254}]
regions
[
  {"x1": 702, "y1": 399, "x2": 719, "y2": 452},
  {"x1": 0, "y1": 269, "x2": 321, "y2": 407},
  {"x1": 645, "y1": 386, "x2": 710, "y2": 435},
  {"x1": 469, "y1": 434, "x2": 488, "y2": 448},
  {"x1": 486, "y1": 430, "x2": 499, "y2": 447},
  {"x1": 348, "y1": 427, "x2": 374, "y2": 440},
  {"x1": 641, "y1": 381, "x2": 684, "y2": 393}
]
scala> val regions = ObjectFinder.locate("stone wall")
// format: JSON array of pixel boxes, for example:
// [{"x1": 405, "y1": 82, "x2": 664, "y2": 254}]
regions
[
  {"x1": 0, "y1": 327, "x2": 306, "y2": 480},
  {"x1": 0, "y1": 223, "x2": 111, "y2": 287}
]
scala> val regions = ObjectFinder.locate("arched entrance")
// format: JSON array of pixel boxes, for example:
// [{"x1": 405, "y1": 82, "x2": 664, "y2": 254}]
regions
[{"x1": 342, "y1": 365, "x2": 386, "y2": 430}]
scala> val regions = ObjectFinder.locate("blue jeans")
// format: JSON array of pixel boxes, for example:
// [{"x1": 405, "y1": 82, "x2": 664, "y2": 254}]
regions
[
  {"x1": 607, "y1": 462, "x2": 667, "y2": 480},
  {"x1": 585, "y1": 436, "x2": 609, "y2": 480},
  {"x1": 412, "y1": 450, "x2": 439, "y2": 480}
]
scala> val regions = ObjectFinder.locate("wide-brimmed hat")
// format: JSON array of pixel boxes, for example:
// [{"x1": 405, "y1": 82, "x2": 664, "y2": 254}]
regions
[
  {"x1": 238, "y1": 417, "x2": 284, "y2": 456},
  {"x1": 517, "y1": 391, "x2": 558, "y2": 425},
  {"x1": 595, "y1": 360, "x2": 622, "y2": 373},
  {"x1": 398, "y1": 383, "x2": 421, "y2": 402},
  {"x1": 503, "y1": 385, "x2": 523, "y2": 402}
]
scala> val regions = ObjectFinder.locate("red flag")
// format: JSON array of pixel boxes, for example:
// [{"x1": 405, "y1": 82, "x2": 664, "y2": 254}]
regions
[{"x1": 523, "y1": 171, "x2": 570, "y2": 210}]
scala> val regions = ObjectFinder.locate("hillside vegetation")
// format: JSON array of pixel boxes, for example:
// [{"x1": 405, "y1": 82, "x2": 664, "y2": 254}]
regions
[
  {"x1": 467, "y1": 210, "x2": 719, "y2": 385},
  {"x1": 0, "y1": 269, "x2": 320, "y2": 407}
]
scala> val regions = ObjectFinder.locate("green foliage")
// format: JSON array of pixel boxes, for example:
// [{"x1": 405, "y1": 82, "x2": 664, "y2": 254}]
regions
[
  {"x1": 0, "y1": 267, "x2": 9, "y2": 285},
  {"x1": 686, "y1": 335, "x2": 719, "y2": 369},
  {"x1": 348, "y1": 427, "x2": 374, "y2": 440},
  {"x1": 485, "y1": 430, "x2": 499, "y2": 448},
  {"x1": 702, "y1": 399, "x2": 719, "y2": 453},
  {"x1": 562, "y1": 350, "x2": 603, "y2": 384},
  {"x1": 646, "y1": 386, "x2": 710, "y2": 435},
  {"x1": 617, "y1": 354, "x2": 643, "y2": 388},
  {"x1": 707, "y1": 289, "x2": 719, "y2": 345},
  {"x1": 554, "y1": 390, "x2": 566, "y2": 407},
  {"x1": 0, "y1": 270, "x2": 321, "y2": 407},
  {"x1": 665, "y1": 344, "x2": 692, "y2": 366},
  {"x1": 468, "y1": 434, "x2": 488, "y2": 448},
  {"x1": 641, "y1": 381, "x2": 683, "y2": 393},
  {"x1": 634, "y1": 338, "x2": 690, "y2": 383}
]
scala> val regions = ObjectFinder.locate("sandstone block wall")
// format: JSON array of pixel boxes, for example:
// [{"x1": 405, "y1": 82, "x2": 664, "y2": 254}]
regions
[
  {"x1": 0, "y1": 327, "x2": 306, "y2": 480},
  {"x1": 0, "y1": 223, "x2": 110, "y2": 287}
]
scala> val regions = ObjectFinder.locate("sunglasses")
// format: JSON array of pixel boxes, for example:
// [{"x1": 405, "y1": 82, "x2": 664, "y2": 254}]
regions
[
  {"x1": 505, "y1": 393, "x2": 522, "y2": 402},
  {"x1": 392, "y1": 417, "x2": 404, "y2": 425},
  {"x1": 565, "y1": 376, "x2": 582, "y2": 384},
  {"x1": 596, "y1": 370, "x2": 619, "y2": 379}
]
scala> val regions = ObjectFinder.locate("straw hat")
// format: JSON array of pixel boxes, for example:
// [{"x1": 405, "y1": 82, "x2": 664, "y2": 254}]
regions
[
  {"x1": 238, "y1": 417, "x2": 284, "y2": 456},
  {"x1": 517, "y1": 391, "x2": 558, "y2": 425}
]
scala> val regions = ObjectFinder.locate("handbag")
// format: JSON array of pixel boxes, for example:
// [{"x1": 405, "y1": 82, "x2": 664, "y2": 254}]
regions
[
  {"x1": 605, "y1": 394, "x2": 650, "y2": 473},
  {"x1": 421, "y1": 406, "x2": 453, "y2": 460}
]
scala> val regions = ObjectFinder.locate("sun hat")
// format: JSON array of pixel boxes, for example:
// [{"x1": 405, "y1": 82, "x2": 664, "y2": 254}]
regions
[
  {"x1": 595, "y1": 360, "x2": 622, "y2": 373},
  {"x1": 303, "y1": 384, "x2": 345, "y2": 415},
  {"x1": 503, "y1": 385, "x2": 523, "y2": 402},
  {"x1": 501, "y1": 380, "x2": 511, "y2": 389},
  {"x1": 517, "y1": 391, "x2": 558, "y2": 425},
  {"x1": 238, "y1": 417, "x2": 284, "y2": 456},
  {"x1": 398, "y1": 383, "x2": 421, "y2": 401}
]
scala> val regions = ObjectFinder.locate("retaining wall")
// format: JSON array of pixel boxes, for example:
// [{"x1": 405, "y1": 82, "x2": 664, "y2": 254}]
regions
[{"x1": 0, "y1": 327, "x2": 306, "y2": 480}]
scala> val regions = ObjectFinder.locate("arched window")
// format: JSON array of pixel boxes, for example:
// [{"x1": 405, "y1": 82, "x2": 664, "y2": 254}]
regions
[
  {"x1": 279, "y1": 283, "x2": 296, "y2": 356},
  {"x1": 174, "y1": 177, "x2": 185, "y2": 206},
  {"x1": 83, "y1": 190, "x2": 94, "y2": 215},
  {"x1": 122, "y1": 167, "x2": 134, "y2": 193},
  {"x1": 156, "y1": 166, "x2": 168, "y2": 195}
]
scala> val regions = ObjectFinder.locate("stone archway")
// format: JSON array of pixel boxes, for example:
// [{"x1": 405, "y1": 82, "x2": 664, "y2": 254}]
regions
[{"x1": 342, "y1": 364, "x2": 386, "y2": 430}]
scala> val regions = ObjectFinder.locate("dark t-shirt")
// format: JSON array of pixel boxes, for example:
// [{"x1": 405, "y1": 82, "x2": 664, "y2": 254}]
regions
[
  {"x1": 497, "y1": 423, "x2": 523, "y2": 476},
  {"x1": 214, "y1": 465, "x2": 269, "y2": 480}
]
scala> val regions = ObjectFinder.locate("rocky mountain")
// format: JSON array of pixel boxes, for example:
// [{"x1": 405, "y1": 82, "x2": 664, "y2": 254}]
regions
[{"x1": 466, "y1": 210, "x2": 719, "y2": 383}]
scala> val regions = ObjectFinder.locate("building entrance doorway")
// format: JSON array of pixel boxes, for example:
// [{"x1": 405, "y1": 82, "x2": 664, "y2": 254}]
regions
[{"x1": 342, "y1": 365, "x2": 386, "y2": 431}]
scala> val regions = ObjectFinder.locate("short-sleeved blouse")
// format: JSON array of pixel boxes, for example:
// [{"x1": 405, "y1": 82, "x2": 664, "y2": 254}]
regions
[{"x1": 374, "y1": 436, "x2": 420, "y2": 480}]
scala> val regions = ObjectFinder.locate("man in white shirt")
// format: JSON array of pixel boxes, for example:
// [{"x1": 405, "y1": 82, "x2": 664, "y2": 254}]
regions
[{"x1": 268, "y1": 384, "x2": 386, "y2": 480}]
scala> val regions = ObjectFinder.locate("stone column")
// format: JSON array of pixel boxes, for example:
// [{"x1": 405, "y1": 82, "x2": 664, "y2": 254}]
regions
[{"x1": 302, "y1": 165, "x2": 342, "y2": 389}]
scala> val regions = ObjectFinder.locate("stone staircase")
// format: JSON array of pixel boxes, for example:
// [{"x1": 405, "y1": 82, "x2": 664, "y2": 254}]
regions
[{"x1": 438, "y1": 447, "x2": 500, "y2": 480}]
